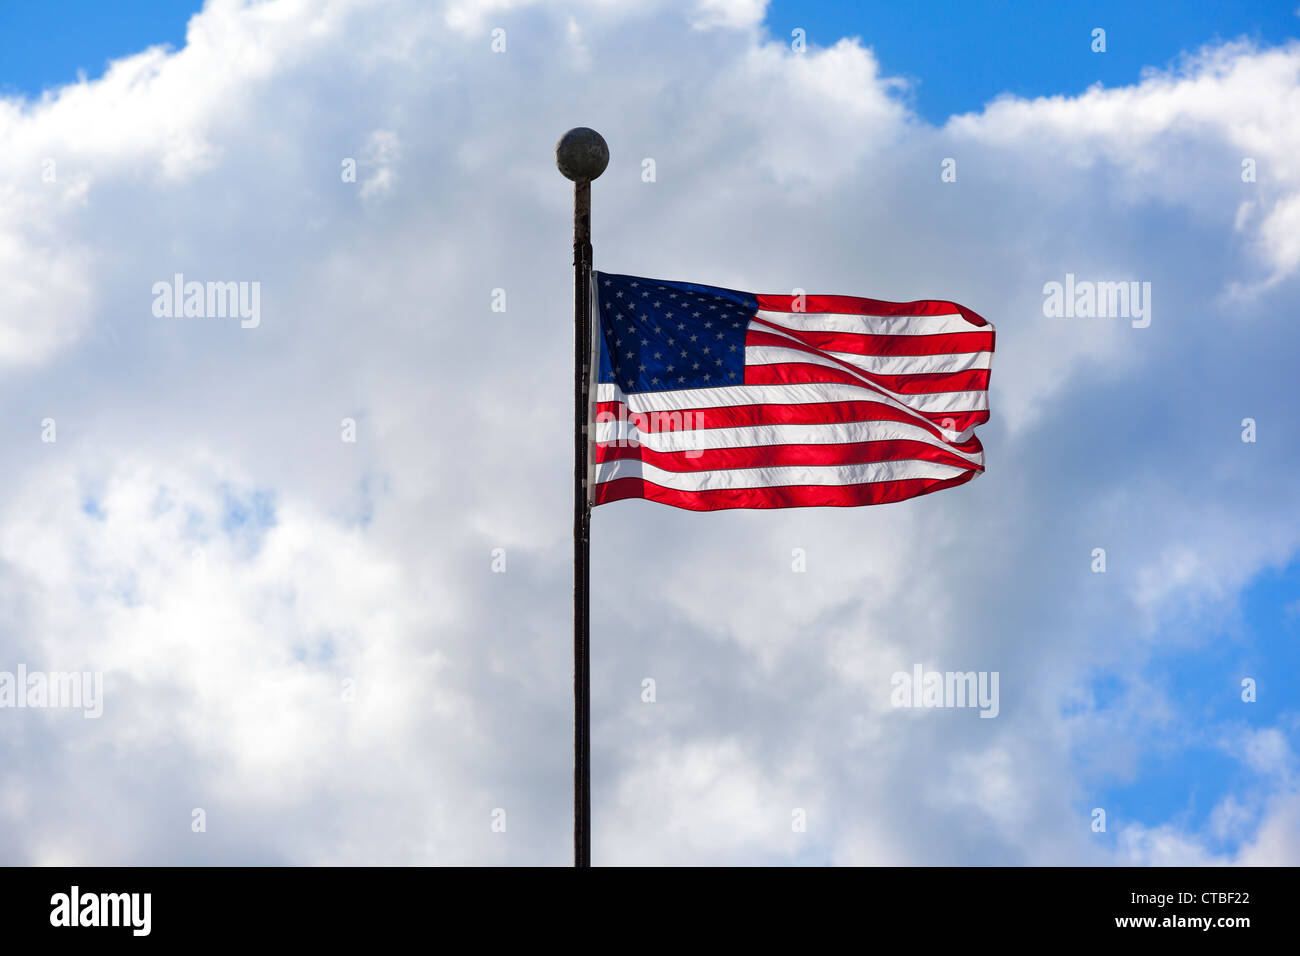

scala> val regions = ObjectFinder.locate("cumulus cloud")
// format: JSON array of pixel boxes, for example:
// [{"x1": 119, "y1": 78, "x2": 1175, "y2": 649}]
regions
[
  {"x1": 690, "y1": 0, "x2": 768, "y2": 31},
  {"x1": 0, "y1": 0, "x2": 1297, "y2": 864}
]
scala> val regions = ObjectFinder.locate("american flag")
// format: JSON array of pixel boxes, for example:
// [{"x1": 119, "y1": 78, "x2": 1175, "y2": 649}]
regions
[{"x1": 591, "y1": 272, "x2": 994, "y2": 511}]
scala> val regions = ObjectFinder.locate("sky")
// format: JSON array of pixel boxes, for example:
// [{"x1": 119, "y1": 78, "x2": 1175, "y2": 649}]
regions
[
  {"x1": 5, "y1": 0, "x2": 1300, "y2": 116},
  {"x1": 0, "y1": 0, "x2": 1297, "y2": 865}
]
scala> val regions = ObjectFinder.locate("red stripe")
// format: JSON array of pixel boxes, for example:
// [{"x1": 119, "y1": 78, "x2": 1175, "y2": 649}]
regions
[
  {"x1": 755, "y1": 293, "x2": 990, "y2": 327},
  {"x1": 745, "y1": 360, "x2": 989, "y2": 401},
  {"x1": 871, "y1": 368, "x2": 988, "y2": 394},
  {"x1": 593, "y1": 472, "x2": 978, "y2": 511},
  {"x1": 751, "y1": 321, "x2": 993, "y2": 357},
  {"x1": 594, "y1": 438, "x2": 981, "y2": 473},
  {"x1": 927, "y1": 409, "x2": 988, "y2": 431},
  {"x1": 741, "y1": 366, "x2": 988, "y2": 429},
  {"x1": 594, "y1": 399, "x2": 983, "y2": 452}
]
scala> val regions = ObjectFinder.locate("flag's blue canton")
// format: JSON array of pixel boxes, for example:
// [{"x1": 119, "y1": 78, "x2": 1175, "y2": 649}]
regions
[{"x1": 596, "y1": 272, "x2": 757, "y2": 393}]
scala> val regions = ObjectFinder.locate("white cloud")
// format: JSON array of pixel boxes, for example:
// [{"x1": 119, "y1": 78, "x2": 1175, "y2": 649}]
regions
[
  {"x1": 1, "y1": 0, "x2": 1298, "y2": 865},
  {"x1": 690, "y1": 0, "x2": 768, "y2": 31},
  {"x1": 358, "y1": 129, "x2": 402, "y2": 201},
  {"x1": 948, "y1": 41, "x2": 1300, "y2": 286}
]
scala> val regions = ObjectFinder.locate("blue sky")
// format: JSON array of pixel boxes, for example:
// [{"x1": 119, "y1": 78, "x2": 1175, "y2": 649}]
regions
[
  {"x1": 0, "y1": 0, "x2": 1297, "y2": 865},
  {"x1": 6, "y1": 1, "x2": 1299, "y2": 120},
  {"x1": 1097, "y1": 559, "x2": 1300, "y2": 839},
  {"x1": 771, "y1": 0, "x2": 1300, "y2": 121},
  {"x1": 0, "y1": 1, "x2": 201, "y2": 99}
]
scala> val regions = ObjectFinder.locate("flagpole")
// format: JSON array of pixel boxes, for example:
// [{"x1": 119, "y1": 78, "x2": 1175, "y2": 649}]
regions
[{"x1": 556, "y1": 127, "x2": 609, "y2": 868}]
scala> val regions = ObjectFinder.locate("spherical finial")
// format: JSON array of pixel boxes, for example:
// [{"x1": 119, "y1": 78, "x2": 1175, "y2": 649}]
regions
[{"x1": 555, "y1": 127, "x2": 609, "y2": 182}]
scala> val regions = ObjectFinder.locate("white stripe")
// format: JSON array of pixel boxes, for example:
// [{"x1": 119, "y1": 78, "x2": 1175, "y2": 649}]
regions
[
  {"x1": 594, "y1": 382, "x2": 983, "y2": 439},
  {"x1": 593, "y1": 457, "x2": 971, "y2": 490},
  {"x1": 756, "y1": 309, "x2": 986, "y2": 336},
  {"x1": 594, "y1": 418, "x2": 984, "y2": 465},
  {"x1": 748, "y1": 343, "x2": 991, "y2": 376},
  {"x1": 825, "y1": 349, "x2": 992, "y2": 375}
]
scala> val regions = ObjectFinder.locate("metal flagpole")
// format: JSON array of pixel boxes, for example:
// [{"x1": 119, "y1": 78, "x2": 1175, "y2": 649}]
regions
[{"x1": 555, "y1": 127, "x2": 609, "y2": 868}]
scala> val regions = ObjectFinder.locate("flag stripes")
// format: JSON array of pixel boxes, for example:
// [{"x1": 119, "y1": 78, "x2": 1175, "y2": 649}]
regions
[{"x1": 592, "y1": 273, "x2": 994, "y2": 511}]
